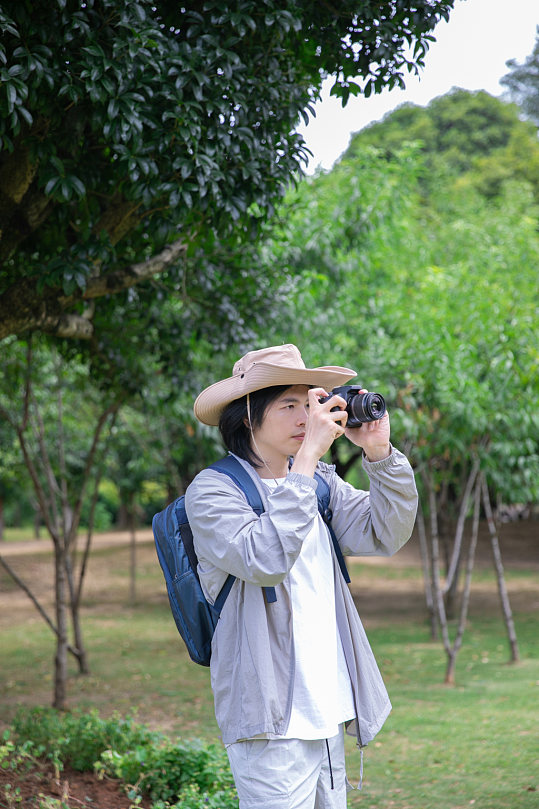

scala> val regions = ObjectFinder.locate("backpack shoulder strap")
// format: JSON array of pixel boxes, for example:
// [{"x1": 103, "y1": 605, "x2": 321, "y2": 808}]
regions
[
  {"x1": 209, "y1": 455, "x2": 277, "y2": 604},
  {"x1": 314, "y1": 472, "x2": 351, "y2": 584},
  {"x1": 209, "y1": 458, "x2": 350, "y2": 594},
  {"x1": 210, "y1": 455, "x2": 263, "y2": 516}
]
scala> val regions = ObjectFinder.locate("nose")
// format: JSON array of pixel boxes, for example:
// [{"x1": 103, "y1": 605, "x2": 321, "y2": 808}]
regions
[{"x1": 297, "y1": 406, "x2": 308, "y2": 425}]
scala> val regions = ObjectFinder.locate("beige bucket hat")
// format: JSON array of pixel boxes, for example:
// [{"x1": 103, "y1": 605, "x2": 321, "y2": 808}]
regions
[{"x1": 194, "y1": 344, "x2": 356, "y2": 426}]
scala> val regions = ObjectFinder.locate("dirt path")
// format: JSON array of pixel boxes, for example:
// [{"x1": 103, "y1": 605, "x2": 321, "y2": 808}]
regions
[
  {"x1": 1, "y1": 521, "x2": 537, "y2": 630},
  {"x1": 1, "y1": 519, "x2": 537, "y2": 568},
  {"x1": 0, "y1": 528, "x2": 155, "y2": 557}
]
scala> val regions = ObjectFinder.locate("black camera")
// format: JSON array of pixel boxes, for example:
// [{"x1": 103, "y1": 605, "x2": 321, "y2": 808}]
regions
[{"x1": 320, "y1": 385, "x2": 386, "y2": 428}]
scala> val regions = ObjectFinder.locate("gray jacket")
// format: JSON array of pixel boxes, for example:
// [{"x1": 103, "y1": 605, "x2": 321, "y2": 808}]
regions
[{"x1": 185, "y1": 447, "x2": 418, "y2": 747}]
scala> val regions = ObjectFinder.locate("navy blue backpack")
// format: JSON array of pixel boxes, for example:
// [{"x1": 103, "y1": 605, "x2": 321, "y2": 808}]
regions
[{"x1": 152, "y1": 455, "x2": 350, "y2": 666}]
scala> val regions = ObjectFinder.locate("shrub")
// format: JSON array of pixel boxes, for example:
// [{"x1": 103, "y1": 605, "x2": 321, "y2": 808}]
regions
[
  {"x1": 8, "y1": 708, "x2": 238, "y2": 807},
  {"x1": 11, "y1": 707, "x2": 161, "y2": 772},
  {"x1": 98, "y1": 738, "x2": 235, "y2": 803}
]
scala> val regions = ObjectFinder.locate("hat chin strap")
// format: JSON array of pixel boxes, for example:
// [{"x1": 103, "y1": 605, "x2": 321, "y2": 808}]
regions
[{"x1": 246, "y1": 392, "x2": 282, "y2": 484}]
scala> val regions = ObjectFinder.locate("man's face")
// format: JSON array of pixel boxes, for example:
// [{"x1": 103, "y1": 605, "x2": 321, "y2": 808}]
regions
[{"x1": 250, "y1": 385, "x2": 310, "y2": 467}]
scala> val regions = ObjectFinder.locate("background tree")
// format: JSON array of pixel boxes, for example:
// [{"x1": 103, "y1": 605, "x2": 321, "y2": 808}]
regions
[
  {"x1": 0, "y1": 0, "x2": 455, "y2": 343},
  {"x1": 255, "y1": 94, "x2": 538, "y2": 680},
  {"x1": 501, "y1": 25, "x2": 539, "y2": 126},
  {"x1": 0, "y1": 338, "x2": 120, "y2": 708},
  {"x1": 346, "y1": 87, "x2": 539, "y2": 201}
]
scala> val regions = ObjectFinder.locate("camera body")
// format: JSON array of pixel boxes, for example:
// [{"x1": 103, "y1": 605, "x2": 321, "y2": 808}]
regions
[{"x1": 320, "y1": 385, "x2": 386, "y2": 428}]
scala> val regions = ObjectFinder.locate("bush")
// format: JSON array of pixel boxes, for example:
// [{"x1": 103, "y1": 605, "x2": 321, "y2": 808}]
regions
[
  {"x1": 11, "y1": 707, "x2": 161, "y2": 772},
  {"x1": 99, "y1": 737, "x2": 235, "y2": 802},
  {"x1": 8, "y1": 708, "x2": 238, "y2": 808}
]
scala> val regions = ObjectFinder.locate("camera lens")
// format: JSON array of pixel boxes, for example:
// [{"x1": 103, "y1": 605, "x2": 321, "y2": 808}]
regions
[{"x1": 348, "y1": 391, "x2": 386, "y2": 425}]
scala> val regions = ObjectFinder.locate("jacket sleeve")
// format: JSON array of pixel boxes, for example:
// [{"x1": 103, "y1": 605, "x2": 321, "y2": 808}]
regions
[
  {"x1": 185, "y1": 468, "x2": 319, "y2": 587},
  {"x1": 327, "y1": 446, "x2": 418, "y2": 557}
]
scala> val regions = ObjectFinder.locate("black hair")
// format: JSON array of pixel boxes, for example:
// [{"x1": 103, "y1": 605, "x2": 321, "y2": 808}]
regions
[{"x1": 218, "y1": 385, "x2": 292, "y2": 467}]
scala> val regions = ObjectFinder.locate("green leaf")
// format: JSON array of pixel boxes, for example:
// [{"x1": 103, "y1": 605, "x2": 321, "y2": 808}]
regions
[
  {"x1": 18, "y1": 106, "x2": 33, "y2": 126},
  {"x1": 6, "y1": 84, "x2": 17, "y2": 114},
  {"x1": 70, "y1": 176, "x2": 86, "y2": 198}
]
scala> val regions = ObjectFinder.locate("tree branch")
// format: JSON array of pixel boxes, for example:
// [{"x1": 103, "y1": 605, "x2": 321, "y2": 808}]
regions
[
  {"x1": 443, "y1": 455, "x2": 480, "y2": 595},
  {"x1": 67, "y1": 400, "x2": 121, "y2": 551},
  {"x1": 81, "y1": 238, "x2": 187, "y2": 299},
  {"x1": 0, "y1": 238, "x2": 187, "y2": 341},
  {"x1": 74, "y1": 408, "x2": 119, "y2": 608},
  {"x1": 481, "y1": 474, "x2": 520, "y2": 663},
  {"x1": 0, "y1": 554, "x2": 79, "y2": 658},
  {"x1": 16, "y1": 422, "x2": 60, "y2": 545}
]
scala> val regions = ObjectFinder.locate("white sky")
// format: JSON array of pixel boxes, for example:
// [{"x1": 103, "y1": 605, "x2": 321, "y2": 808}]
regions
[{"x1": 297, "y1": 0, "x2": 538, "y2": 173}]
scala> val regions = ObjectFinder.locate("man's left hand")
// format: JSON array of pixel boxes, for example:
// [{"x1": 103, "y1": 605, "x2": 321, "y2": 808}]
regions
[{"x1": 344, "y1": 389, "x2": 391, "y2": 461}]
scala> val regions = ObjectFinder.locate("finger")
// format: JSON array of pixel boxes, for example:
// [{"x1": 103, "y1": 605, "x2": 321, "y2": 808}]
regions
[
  {"x1": 308, "y1": 387, "x2": 329, "y2": 399},
  {"x1": 312, "y1": 390, "x2": 347, "y2": 414},
  {"x1": 323, "y1": 395, "x2": 347, "y2": 410},
  {"x1": 332, "y1": 408, "x2": 348, "y2": 426}
]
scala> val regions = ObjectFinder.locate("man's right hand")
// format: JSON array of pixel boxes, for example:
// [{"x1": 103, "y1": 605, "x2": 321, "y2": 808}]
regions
[{"x1": 290, "y1": 388, "x2": 347, "y2": 477}]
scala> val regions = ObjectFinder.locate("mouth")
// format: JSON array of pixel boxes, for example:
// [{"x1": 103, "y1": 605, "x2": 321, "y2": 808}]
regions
[{"x1": 292, "y1": 433, "x2": 305, "y2": 441}]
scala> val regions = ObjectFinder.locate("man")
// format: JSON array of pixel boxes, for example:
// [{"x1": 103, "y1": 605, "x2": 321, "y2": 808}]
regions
[{"x1": 185, "y1": 344, "x2": 418, "y2": 809}]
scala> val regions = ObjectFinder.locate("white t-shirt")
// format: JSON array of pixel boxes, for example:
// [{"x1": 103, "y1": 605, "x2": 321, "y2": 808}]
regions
[{"x1": 260, "y1": 477, "x2": 356, "y2": 740}]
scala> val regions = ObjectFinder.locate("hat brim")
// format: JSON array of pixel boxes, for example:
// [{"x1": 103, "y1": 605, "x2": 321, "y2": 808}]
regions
[{"x1": 194, "y1": 362, "x2": 357, "y2": 426}]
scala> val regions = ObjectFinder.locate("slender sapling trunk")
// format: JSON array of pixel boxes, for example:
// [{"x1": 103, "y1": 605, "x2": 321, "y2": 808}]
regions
[{"x1": 481, "y1": 475, "x2": 520, "y2": 663}]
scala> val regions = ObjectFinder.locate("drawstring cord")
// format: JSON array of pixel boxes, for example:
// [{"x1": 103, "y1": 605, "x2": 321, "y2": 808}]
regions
[
  {"x1": 326, "y1": 736, "x2": 364, "y2": 792},
  {"x1": 325, "y1": 739, "x2": 334, "y2": 790}
]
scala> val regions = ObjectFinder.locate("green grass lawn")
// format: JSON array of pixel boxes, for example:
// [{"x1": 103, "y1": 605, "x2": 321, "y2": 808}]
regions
[
  {"x1": 1, "y1": 526, "x2": 45, "y2": 542},
  {"x1": 344, "y1": 614, "x2": 538, "y2": 808},
  {"x1": 1, "y1": 540, "x2": 537, "y2": 809}
]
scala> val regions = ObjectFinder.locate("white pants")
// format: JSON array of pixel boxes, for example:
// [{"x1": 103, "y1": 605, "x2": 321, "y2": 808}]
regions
[{"x1": 226, "y1": 725, "x2": 348, "y2": 809}]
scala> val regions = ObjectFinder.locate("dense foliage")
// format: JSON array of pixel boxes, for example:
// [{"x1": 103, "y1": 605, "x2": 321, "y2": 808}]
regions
[
  {"x1": 0, "y1": 0, "x2": 455, "y2": 342},
  {"x1": 346, "y1": 87, "x2": 539, "y2": 200},
  {"x1": 262, "y1": 90, "x2": 539, "y2": 511}
]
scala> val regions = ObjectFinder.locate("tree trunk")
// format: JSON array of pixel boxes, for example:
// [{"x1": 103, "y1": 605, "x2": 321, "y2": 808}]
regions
[
  {"x1": 53, "y1": 543, "x2": 69, "y2": 710},
  {"x1": 129, "y1": 503, "x2": 137, "y2": 605},
  {"x1": 65, "y1": 551, "x2": 89, "y2": 675},
  {"x1": 117, "y1": 502, "x2": 129, "y2": 530},
  {"x1": 70, "y1": 613, "x2": 89, "y2": 674},
  {"x1": 68, "y1": 465, "x2": 108, "y2": 676},
  {"x1": 444, "y1": 459, "x2": 480, "y2": 618},
  {"x1": 481, "y1": 475, "x2": 520, "y2": 663},
  {"x1": 33, "y1": 501, "x2": 42, "y2": 539},
  {"x1": 416, "y1": 501, "x2": 437, "y2": 639},
  {"x1": 444, "y1": 478, "x2": 480, "y2": 685},
  {"x1": 425, "y1": 470, "x2": 451, "y2": 654}
]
